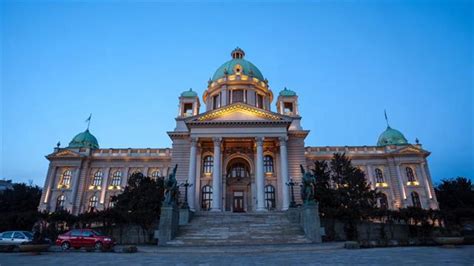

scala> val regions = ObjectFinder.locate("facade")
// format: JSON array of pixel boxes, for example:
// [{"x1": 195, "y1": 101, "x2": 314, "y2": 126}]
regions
[{"x1": 38, "y1": 48, "x2": 438, "y2": 215}]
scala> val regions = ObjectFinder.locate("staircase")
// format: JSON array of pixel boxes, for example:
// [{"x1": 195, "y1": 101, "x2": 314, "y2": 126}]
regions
[{"x1": 166, "y1": 212, "x2": 312, "y2": 246}]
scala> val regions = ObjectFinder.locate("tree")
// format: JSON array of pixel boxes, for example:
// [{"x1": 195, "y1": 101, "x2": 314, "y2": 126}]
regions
[
  {"x1": 112, "y1": 172, "x2": 165, "y2": 242},
  {"x1": 311, "y1": 153, "x2": 379, "y2": 240},
  {"x1": 0, "y1": 183, "x2": 42, "y2": 232}
]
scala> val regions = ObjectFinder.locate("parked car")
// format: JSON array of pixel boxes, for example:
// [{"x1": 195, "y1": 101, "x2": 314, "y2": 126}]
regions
[
  {"x1": 0, "y1": 231, "x2": 33, "y2": 246},
  {"x1": 56, "y1": 229, "x2": 115, "y2": 251}
]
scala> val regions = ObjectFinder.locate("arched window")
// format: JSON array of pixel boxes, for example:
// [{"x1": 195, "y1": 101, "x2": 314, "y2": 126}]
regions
[
  {"x1": 406, "y1": 167, "x2": 416, "y2": 182},
  {"x1": 88, "y1": 195, "x2": 98, "y2": 211},
  {"x1": 378, "y1": 193, "x2": 388, "y2": 209},
  {"x1": 201, "y1": 185, "x2": 213, "y2": 211},
  {"x1": 228, "y1": 163, "x2": 249, "y2": 178},
  {"x1": 92, "y1": 171, "x2": 103, "y2": 187},
  {"x1": 151, "y1": 170, "x2": 161, "y2": 179},
  {"x1": 203, "y1": 156, "x2": 213, "y2": 174},
  {"x1": 59, "y1": 170, "x2": 72, "y2": 188},
  {"x1": 411, "y1": 191, "x2": 421, "y2": 208},
  {"x1": 264, "y1": 185, "x2": 276, "y2": 210},
  {"x1": 375, "y1": 168, "x2": 384, "y2": 183},
  {"x1": 130, "y1": 170, "x2": 142, "y2": 177},
  {"x1": 264, "y1": 155, "x2": 274, "y2": 173},
  {"x1": 56, "y1": 195, "x2": 66, "y2": 211},
  {"x1": 111, "y1": 171, "x2": 122, "y2": 187}
]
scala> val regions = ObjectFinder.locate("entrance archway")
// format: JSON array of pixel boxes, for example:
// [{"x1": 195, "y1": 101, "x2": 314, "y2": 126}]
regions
[{"x1": 225, "y1": 157, "x2": 252, "y2": 212}]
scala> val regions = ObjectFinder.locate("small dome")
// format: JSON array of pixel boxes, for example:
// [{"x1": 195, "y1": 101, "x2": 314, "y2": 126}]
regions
[
  {"x1": 211, "y1": 48, "x2": 264, "y2": 82},
  {"x1": 377, "y1": 126, "x2": 408, "y2": 146},
  {"x1": 68, "y1": 129, "x2": 99, "y2": 149},
  {"x1": 279, "y1": 87, "x2": 296, "y2": 96},
  {"x1": 181, "y1": 88, "x2": 198, "y2": 98}
]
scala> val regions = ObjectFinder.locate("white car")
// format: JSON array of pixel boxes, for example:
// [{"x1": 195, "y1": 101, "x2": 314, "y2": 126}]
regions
[{"x1": 0, "y1": 231, "x2": 33, "y2": 245}]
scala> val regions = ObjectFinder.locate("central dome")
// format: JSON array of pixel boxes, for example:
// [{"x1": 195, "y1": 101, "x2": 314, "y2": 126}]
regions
[
  {"x1": 211, "y1": 48, "x2": 264, "y2": 82},
  {"x1": 68, "y1": 129, "x2": 99, "y2": 149},
  {"x1": 377, "y1": 126, "x2": 408, "y2": 146}
]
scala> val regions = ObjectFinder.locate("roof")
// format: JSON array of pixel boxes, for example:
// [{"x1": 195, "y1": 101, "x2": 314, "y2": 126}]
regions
[
  {"x1": 181, "y1": 88, "x2": 198, "y2": 98},
  {"x1": 377, "y1": 126, "x2": 408, "y2": 146},
  {"x1": 68, "y1": 129, "x2": 99, "y2": 149},
  {"x1": 211, "y1": 48, "x2": 264, "y2": 81},
  {"x1": 279, "y1": 87, "x2": 297, "y2": 96}
]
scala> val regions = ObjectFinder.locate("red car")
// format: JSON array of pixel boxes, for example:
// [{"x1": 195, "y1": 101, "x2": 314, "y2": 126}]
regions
[{"x1": 56, "y1": 229, "x2": 115, "y2": 251}]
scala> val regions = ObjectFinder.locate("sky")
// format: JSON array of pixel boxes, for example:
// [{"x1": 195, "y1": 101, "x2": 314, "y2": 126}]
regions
[{"x1": 1, "y1": 0, "x2": 472, "y2": 186}]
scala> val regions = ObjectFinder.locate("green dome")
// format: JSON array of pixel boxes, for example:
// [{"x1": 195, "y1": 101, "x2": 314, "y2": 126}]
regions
[
  {"x1": 181, "y1": 88, "x2": 198, "y2": 98},
  {"x1": 68, "y1": 129, "x2": 99, "y2": 149},
  {"x1": 211, "y1": 48, "x2": 264, "y2": 81},
  {"x1": 279, "y1": 87, "x2": 296, "y2": 96},
  {"x1": 377, "y1": 126, "x2": 408, "y2": 146}
]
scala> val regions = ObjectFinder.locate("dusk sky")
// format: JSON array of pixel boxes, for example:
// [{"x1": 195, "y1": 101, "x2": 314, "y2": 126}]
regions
[{"x1": 1, "y1": 1, "x2": 472, "y2": 186}]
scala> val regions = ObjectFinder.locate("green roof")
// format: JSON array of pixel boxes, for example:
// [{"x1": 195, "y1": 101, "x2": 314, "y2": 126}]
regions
[
  {"x1": 181, "y1": 88, "x2": 198, "y2": 98},
  {"x1": 377, "y1": 126, "x2": 408, "y2": 146},
  {"x1": 279, "y1": 87, "x2": 296, "y2": 96},
  {"x1": 211, "y1": 48, "x2": 264, "y2": 81},
  {"x1": 68, "y1": 129, "x2": 99, "y2": 149}
]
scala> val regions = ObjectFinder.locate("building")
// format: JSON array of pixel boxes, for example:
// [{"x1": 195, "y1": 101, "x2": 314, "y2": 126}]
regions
[{"x1": 38, "y1": 48, "x2": 438, "y2": 215}]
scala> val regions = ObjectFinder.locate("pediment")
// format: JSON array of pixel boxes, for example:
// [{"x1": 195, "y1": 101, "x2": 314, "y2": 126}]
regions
[
  {"x1": 187, "y1": 103, "x2": 290, "y2": 123},
  {"x1": 389, "y1": 145, "x2": 429, "y2": 155},
  {"x1": 47, "y1": 149, "x2": 84, "y2": 159}
]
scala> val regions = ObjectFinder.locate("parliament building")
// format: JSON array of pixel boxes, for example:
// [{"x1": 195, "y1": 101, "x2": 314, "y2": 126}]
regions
[{"x1": 38, "y1": 48, "x2": 439, "y2": 215}]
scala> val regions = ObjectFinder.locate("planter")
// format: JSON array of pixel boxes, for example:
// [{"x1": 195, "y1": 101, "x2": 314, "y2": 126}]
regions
[
  {"x1": 18, "y1": 244, "x2": 50, "y2": 252},
  {"x1": 433, "y1": 237, "x2": 464, "y2": 245}
]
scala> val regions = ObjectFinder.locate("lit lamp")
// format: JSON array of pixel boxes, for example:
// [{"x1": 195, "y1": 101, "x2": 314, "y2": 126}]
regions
[{"x1": 286, "y1": 178, "x2": 297, "y2": 208}]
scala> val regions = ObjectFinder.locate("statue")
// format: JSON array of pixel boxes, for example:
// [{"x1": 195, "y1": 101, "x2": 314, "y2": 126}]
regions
[
  {"x1": 300, "y1": 165, "x2": 316, "y2": 205},
  {"x1": 31, "y1": 218, "x2": 48, "y2": 244},
  {"x1": 164, "y1": 164, "x2": 179, "y2": 206}
]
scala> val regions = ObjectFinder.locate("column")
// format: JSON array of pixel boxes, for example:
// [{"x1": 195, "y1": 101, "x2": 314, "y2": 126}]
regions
[
  {"x1": 70, "y1": 165, "x2": 82, "y2": 208},
  {"x1": 100, "y1": 167, "x2": 110, "y2": 205},
  {"x1": 395, "y1": 164, "x2": 407, "y2": 201},
  {"x1": 419, "y1": 163, "x2": 433, "y2": 199},
  {"x1": 366, "y1": 164, "x2": 375, "y2": 189},
  {"x1": 187, "y1": 138, "x2": 198, "y2": 211},
  {"x1": 279, "y1": 137, "x2": 290, "y2": 211},
  {"x1": 211, "y1": 137, "x2": 222, "y2": 211},
  {"x1": 43, "y1": 166, "x2": 58, "y2": 204},
  {"x1": 256, "y1": 137, "x2": 265, "y2": 211}
]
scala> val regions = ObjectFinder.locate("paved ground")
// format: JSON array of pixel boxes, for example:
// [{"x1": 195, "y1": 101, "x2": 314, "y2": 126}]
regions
[{"x1": 0, "y1": 244, "x2": 473, "y2": 265}]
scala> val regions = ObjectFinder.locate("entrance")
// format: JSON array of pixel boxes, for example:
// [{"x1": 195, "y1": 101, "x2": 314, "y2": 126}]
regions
[{"x1": 233, "y1": 191, "x2": 244, "y2": 212}]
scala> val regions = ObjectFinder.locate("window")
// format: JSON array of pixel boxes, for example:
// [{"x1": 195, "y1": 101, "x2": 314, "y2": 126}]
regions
[
  {"x1": 406, "y1": 167, "x2": 416, "y2": 182},
  {"x1": 56, "y1": 195, "x2": 66, "y2": 211},
  {"x1": 375, "y1": 168, "x2": 384, "y2": 183},
  {"x1": 108, "y1": 196, "x2": 115, "y2": 208},
  {"x1": 378, "y1": 193, "x2": 388, "y2": 209},
  {"x1": 231, "y1": 90, "x2": 244, "y2": 103},
  {"x1": 212, "y1": 94, "x2": 220, "y2": 109},
  {"x1": 183, "y1": 103, "x2": 193, "y2": 116},
  {"x1": 203, "y1": 156, "x2": 214, "y2": 174},
  {"x1": 92, "y1": 171, "x2": 103, "y2": 187},
  {"x1": 111, "y1": 171, "x2": 122, "y2": 187},
  {"x1": 71, "y1": 230, "x2": 82, "y2": 237},
  {"x1": 59, "y1": 170, "x2": 72, "y2": 188},
  {"x1": 151, "y1": 170, "x2": 161, "y2": 179},
  {"x1": 201, "y1": 185, "x2": 213, "y2": 211},
  {"x1": 256, "y1": 94, "x2": 264, "y2": 108},
  {"x1": 82, "y1": 231, "x2": 94, "y2": 237},
  {"x1": 283, "y1": 102, "x2": 293, "y2": 114},
  {"x1": 264, "y1": 155, "x2": 274, "y2": 173},
  {"x1": 1, "y1": 232, "x2": 13, "y2": 238},
  {"x1": 88, "y1": 195, "x2": 98, "y2": 211},
  {"x1": 229, "y1": 163, "x2": 249, "y2": 178},
  {"x1": 13, "y1": 232, "x2": 25, "y2": 239},
  {"x1": 264, "y1": 185, "x2": 276, "y2": 210},
  {"x1": 411, "y1": 192, "x2": 421, "y2": 208}
]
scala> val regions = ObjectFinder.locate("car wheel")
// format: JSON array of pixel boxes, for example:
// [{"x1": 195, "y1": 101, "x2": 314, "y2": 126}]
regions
[
  {"x1": 61, "y1": 242, "x2": 70, "y2": 251},
  {"x1": 95, "y1": 241, "x2": 103, "y2": 251}
]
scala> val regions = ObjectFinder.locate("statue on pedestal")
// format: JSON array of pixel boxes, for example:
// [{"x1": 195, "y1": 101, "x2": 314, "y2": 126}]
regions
[
  {"x1": 164, "y1": 164, "x2": 179, "y2": 206},
  {"x1": 300, "y1": 165, "x2": 316, "y2": 205}
]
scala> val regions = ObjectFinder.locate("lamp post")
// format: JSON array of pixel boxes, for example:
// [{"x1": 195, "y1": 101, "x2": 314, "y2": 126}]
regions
[
  {"x1": 180, "y1": 180, "x2": 193, "y2": 209},
  {"x1": 286, "y1": 178, "x2": 297, "y2": 208}
]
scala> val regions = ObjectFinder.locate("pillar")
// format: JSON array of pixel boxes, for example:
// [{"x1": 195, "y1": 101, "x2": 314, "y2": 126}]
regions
[
  {"x1": 256, "y1": 137, "x2": 265, "y2": 211},
  {"x1": 211, "y1": 137, "x2": 222, "y2": 211},
  {"x1": 100, "y1": 167, "x2": 110, "y2": 205},
  {"x1": 396, "y1": 164, "x2": 407, "y2": 202},
  {"x1": 279, "y1": 137, "x2": 290, "y2": 211},
  {"x1": 187, "y1": 138, "x2": 198, "y2": 211}
]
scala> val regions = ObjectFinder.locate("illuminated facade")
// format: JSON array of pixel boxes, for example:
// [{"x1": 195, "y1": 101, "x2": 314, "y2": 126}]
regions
[{"x1": 38, "y1": 48, "x2": 438, "y2": 215}]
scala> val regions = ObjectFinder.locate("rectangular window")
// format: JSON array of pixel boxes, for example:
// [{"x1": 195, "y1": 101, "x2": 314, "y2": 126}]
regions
[
  {"x1": 212, "y1": 94, "x2": 220, "y2": 109},
  {"x1": 256, "y1": 94, "x2": 264, "y2": 108},
  {"x1": 183, "y1": 103, "x2": 193, "y2": 116},
  {"x1": 283, "y1": 102, "x2": 293, "y2": 114},
  {"x1": 232, "y1": 90, "x2": 244, "y2": 103}
]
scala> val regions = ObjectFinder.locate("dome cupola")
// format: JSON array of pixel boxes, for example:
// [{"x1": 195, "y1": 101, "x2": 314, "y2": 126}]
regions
[
  {"x1": 68, "y1": 129, "x2": 99, "y2": 149},
  {"x1": 211, "y1": 47, "x2": 265, "y2": 82}
]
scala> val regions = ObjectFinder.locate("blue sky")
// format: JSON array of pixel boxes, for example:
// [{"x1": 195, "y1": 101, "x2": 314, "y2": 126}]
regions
[{"x1": 1, "y1": 1, "x2": 472, "y2": 186}]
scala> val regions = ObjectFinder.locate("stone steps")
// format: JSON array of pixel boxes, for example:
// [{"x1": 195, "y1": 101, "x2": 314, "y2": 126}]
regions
[{"x1": 166, "y1": 212, "x2": 312, "y2": 246}]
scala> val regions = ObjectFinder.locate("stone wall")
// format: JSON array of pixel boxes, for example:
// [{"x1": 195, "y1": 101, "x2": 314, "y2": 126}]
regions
[{"x1": 321, "y1": 218, "x2": 409, "y2": 241}]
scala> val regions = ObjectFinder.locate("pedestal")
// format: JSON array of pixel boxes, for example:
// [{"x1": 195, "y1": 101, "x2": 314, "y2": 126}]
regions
[
  {"x1": 158, "y1": 205, "x2": 179, "y2": 246},
  {"x1": 179, "y1": 207, "x2": 194, "y2": 225},
  {"x1": 301, "y1": 203, "x2": 322, "y2": 243}
]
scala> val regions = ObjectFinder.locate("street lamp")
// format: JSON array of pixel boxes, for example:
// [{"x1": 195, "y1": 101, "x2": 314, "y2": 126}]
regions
[
  {"x1": 286, "y1": 178, "x2": 297, "y2": 208},
  {"x1": 180, "y1": 180, "x2": 193, "y2": 209}
]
